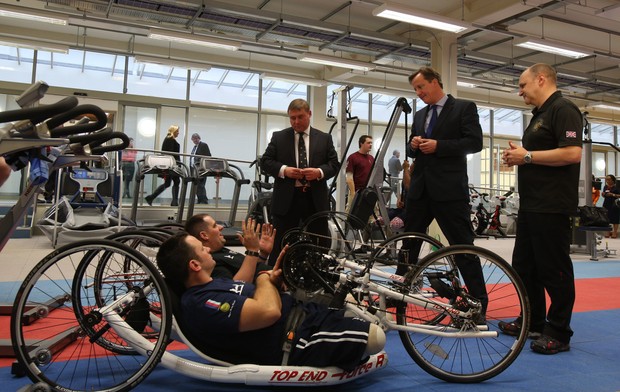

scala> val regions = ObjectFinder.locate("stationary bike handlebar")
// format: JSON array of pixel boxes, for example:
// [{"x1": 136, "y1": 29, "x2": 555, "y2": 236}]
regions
[
  {"x1": 0, "y1": 96, "x2": 78, "y2": 125},
  {"x1": 48, "y1": 104, "x2": 109, "y2": 137}
]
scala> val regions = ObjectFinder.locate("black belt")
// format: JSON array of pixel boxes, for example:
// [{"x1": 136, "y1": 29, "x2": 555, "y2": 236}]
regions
[{"x1": 295, "y1": 186, "x2": 311, "y2": 192}]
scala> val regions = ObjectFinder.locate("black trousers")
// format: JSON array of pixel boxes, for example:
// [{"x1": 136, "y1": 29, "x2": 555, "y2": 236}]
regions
[
  {"x1": 268, "y1": 189, "x2": 329, "y2": 266},
  {"x1": 403, "y1": 195, "x2": 488, "y2": 313},
  {"x1": 512, "y1": 211, "x2": 575, "y2": 343}
]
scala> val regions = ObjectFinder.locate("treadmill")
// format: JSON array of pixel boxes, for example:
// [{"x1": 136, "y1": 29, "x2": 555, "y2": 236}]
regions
[
  {"x1": 130, "y1": 154, "x2": 191, "y2": 224},
  {"x1": 187, "y1": 157, "x2": 250, "y2": 245}
]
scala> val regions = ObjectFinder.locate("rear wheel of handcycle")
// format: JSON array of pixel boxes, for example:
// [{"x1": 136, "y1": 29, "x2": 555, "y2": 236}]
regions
[
  {"x1": 10, "y1": 239, "x2": 173, "y2": 392},
  {"x1": 97, "y1": 230, "x2": 168, "y2": 333},
  {"x1": 396, "y1": 245, "x2": 529, "y2": 383}
]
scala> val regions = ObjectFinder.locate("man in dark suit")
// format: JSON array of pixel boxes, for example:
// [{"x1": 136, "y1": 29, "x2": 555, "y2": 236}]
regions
[
  {"x1": 260, "y1": 98, "x2": 339, "y2": 265},
  {"x1": 404, "y1": 67, "x2": 487, "y2": 320},
  {"x1": 191, "y1": 133, "x2": 212, "y2": 204}
]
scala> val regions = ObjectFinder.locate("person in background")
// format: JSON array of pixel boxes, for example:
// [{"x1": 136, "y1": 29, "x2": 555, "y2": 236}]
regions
[
  {"x1": 145, "y1": 125, "x2": 181, "y2": 206},
  {"x1": 502, "y1": 63, "x2": 582, "y2": 355},
  {"x1": 388, "y1": 160, "x2": 411, "y2": 230},
  {"x1": 345, "y1": 135, "x2": 374, "y2": 211},
  {"x1": 185, "y1": 214, "x2": 273, "y2": 281},
  {"x1": 592, "y1": 174, "x2": 601, "y2": 206},
  {"x1": 190, "y1": 133, "x2": 212, "y2": 204},
  {"x1": 387, "y1": 149, "x2": 403, "y2": 197},
  {"x1": 402, "y1": 66, "x2": 487, "y2": 323},
  {"x1": 602, "y1": 174, "x2": 619, "y2": 238},
  {"x1": 260, "y1": 98, "x2": 340, "y2": 266},
  {"x1": 121, "y1": 137, "x2": 137, "y2": 199}
]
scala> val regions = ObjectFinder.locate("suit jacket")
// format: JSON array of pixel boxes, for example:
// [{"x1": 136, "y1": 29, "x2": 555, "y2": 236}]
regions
[
  {"x1": 406, "y1": 94, "x2": 482, "y2": 202},
  {"x1": 193, "y1": 141, "x2": 212, "y2": 165},
  {"x1": 261, "y1": 127, "x2": 339, "y2": 215}
]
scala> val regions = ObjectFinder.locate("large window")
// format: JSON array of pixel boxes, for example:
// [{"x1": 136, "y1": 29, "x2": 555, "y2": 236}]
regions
[
  {"x1": 261, "y1": 78, "x2": 306, "y2": 111},
  {"x1": 0, "y1": 47, "x2": 34, "y2": 84},
  {"x1": 127, "y1": 57, "x2": 188, "y2": 99},
  {"x1": 493, "y1": 108, "x2": 524, "y2": 137},
  {"x1": 192, "y1": 68, "x2": 261, "y2": 107},
  {"x1": 189, "y1": 107, "x2": 259, "y2": 203},
  {"x1": 36, "y1": 50, "x2": 124, "y2": 93}
]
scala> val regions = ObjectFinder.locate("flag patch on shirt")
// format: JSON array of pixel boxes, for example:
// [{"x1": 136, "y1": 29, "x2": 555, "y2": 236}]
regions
[
  {"x1": 566, "y1": 130, "x2": 577, "y2": 138},
  {"x1": 204, "y1": 299, "x2": 221, "y2": 310}
]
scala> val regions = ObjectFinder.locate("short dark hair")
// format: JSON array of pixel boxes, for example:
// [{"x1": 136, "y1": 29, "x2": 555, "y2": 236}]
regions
[
  {"x1": 185, "y1": 213, "x2": 210, "y2": 238},
  {"x1": 287, "y1": 98, "x2": 310, "y2": 113},
  {"x1": 358, "y1": 135, "x2": 372, "y2": 148},
  {"x1": 156, "y1": 232, "x2": 196, "y2": 292},
  {"x1": 408, "y1": 67, "x2": 443, "y2": 89}
]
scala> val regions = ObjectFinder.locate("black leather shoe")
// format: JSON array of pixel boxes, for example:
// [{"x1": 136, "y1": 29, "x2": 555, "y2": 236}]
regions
[{"x1": 145, "y1": 195, "x2": 154, "y2": 206}]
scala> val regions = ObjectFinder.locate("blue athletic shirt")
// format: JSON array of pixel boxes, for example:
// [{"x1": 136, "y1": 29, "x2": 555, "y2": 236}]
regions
[{"x1": 180, "y1": 278, "x2": 294, "y2": 364}]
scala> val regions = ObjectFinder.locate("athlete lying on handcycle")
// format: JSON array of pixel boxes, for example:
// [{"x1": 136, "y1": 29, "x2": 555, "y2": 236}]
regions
[{"x1": 156, "y1": 232, "x2": 386, "y2": 370}]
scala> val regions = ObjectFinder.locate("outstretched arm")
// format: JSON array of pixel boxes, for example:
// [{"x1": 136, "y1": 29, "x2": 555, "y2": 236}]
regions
[{"x1": 238, "y1": 246, "x2": 287, "y2": 332}]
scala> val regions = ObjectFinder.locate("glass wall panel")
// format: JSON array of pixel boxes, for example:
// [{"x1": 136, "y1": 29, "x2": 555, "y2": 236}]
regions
[
  {"x1": 261, "y1": 78, "x2": 306, "y2": 111},
  {"x1": 0, "y1": 46, "x2": 34, "y2": 84},
  {"x1": 188, "y1": 107, "x2": 258, "y2": 204},
  {"x1": 478, "y1": 107, "x2": 491, "y2": 134},
  {"x1": 493, "y1": 108, "x2": 523, "y2": 137},
  {"x1": 370, "y1": 93, "x2": 413, "y2": 125},
  {"x1": 591, "y1": 123, "x2": 613, "y2": 145},
  {"x1": 126, "y1": 57, "x2": 188, "y2": 99},
  {"x1": 36, "y1": 49, "x2": 124, "y2": 93},
  {"x1": 192, "y1": 68, "x2": 260, "y2": 107},
  {"x1": 122, "y1": 105, "x2": 158, "y2": 203}
]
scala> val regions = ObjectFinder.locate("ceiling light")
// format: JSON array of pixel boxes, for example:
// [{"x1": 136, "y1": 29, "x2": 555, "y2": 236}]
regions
[
  {"x1": 363, "y1": 87, "x2": 410, "y2": 97},
  {"x1": 591, "y1": 102, "x2": 620, "y2": 110},
  {"x1": 134, "y1": 55, "x2": 211, "y2": 70},
  {"x1": 457, "y1": 81, "x2": 478, "y2": 88},
  {"x1": 0, "y1": 6, "x2": 67, "y2": 25},
  {"x1": 0, "y1": 37, "x2": 69, "y2": 53},
  {"x1": 372, "y1": 3, "x2": 469, "y2": 34},
  {"x1": 514, "y1": 37, "x2": 590, "y2": 59},
  {"x1": 148, "y1": 29, "x2": 241, "y2": 51},
  {"x1": 261, "y1": 73, "x2": 326, "y2": 87},
  {"x1": 298, "y1": 53, "x2": 375, "y2": 72}
]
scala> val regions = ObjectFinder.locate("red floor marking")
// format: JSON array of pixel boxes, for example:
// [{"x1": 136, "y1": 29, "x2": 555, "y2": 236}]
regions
[{"x1": 1, "y1": 277, "x2": 619, "y2": 368}]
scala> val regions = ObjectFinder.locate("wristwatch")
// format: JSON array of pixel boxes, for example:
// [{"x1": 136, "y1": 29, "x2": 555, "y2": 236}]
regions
[
  {"x1": 523, "y1": 151, "x2": 532, "y2": 164},
  {"x1": 245, "y1": 250, "x2": 260, "y2": 257}
]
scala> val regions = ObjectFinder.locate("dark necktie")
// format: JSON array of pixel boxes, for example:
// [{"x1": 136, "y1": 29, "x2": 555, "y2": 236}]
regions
[
  {"x1": 426, "y1": 105, "x2": 438, "y2": 138},
  {"x1": 298, "y1": 132, "x2": 308, "y2": 184}
]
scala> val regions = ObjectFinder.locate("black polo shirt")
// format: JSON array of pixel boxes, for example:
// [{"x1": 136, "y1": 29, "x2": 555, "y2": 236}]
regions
[
  {"x1": 211, "y1": 248, "x2": 272, "y2": 280},
  {"x1": 518, "y1": 91, "x2": 582, "y2": 214}
]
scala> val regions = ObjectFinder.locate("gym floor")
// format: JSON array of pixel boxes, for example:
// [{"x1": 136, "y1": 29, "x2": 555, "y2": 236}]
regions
[{"x1": 1, "y1": 235, "x2": 619, "y2": 391}]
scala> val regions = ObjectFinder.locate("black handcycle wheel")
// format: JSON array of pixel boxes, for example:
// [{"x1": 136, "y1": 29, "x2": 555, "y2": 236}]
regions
[
  {"x1": 396, "y1": 245, "x2": 529, "y2": 383},
  {"x1": 10, "y1": 239, "x2": 172, "y2": 392}
]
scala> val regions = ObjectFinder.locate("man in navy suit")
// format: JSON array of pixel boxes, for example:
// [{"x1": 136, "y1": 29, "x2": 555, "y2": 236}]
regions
[
  {"x1": 404, "y1": 67, "x2": 487, "y2": 321},
  {"x1": 261, "y1": 98, "x2": 339, "y2": 265},
  {"x1": 191, "y1": 133, "x2": 212, "y2": 204}
]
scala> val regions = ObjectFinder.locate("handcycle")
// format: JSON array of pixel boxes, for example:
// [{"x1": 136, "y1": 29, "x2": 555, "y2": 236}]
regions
[
  {"x1": 5, "y1": 86, "x2": 529, "y2": 390},
  {"x1": 10, "y1": 215, "x2": 530, "y2": 391}
]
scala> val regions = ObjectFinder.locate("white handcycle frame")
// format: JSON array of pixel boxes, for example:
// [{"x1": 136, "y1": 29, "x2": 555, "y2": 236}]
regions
[{"x1": 100, "y1": 287, "x2": 388, "y2": 387}]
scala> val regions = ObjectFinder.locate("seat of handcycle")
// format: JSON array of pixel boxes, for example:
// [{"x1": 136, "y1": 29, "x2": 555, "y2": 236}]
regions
[
  {"x1": 161, "y1": 278, "x2": 389, "y2": 386},
  {"x1": 164, "y1": 278, "x2": 234, "y2": 366}
]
